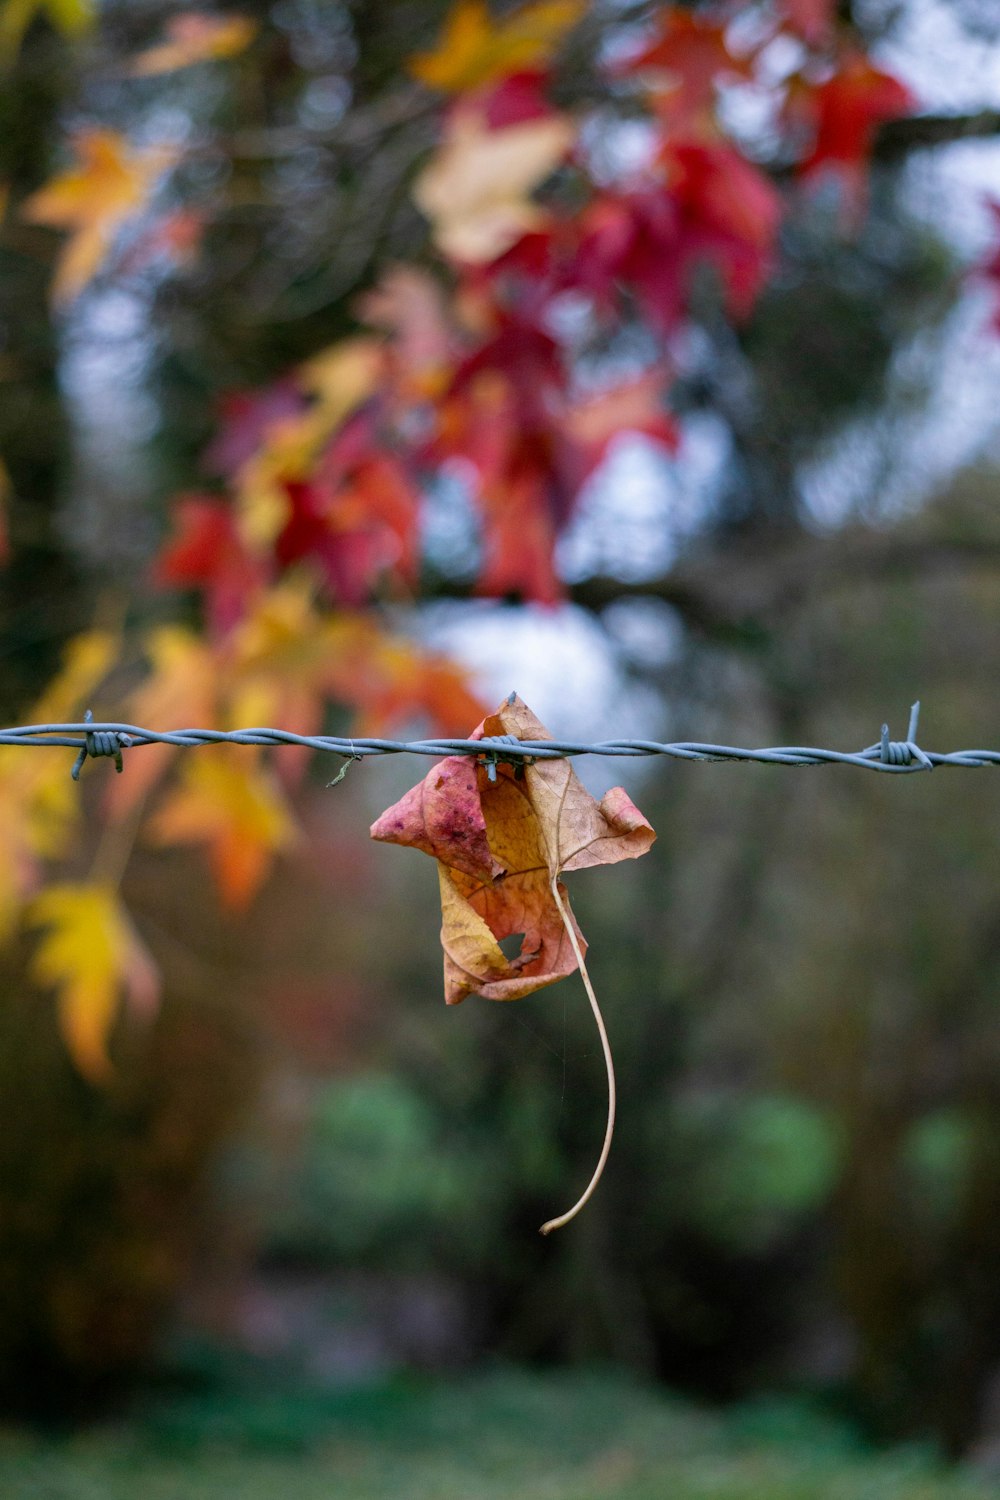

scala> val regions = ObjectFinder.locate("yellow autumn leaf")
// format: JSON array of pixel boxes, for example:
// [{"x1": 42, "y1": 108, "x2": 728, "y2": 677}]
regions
[
  {"x1": 0, "y1": 627, "x2": 121, "y2": 939},
  {"x1": 29, "y1": 882, "x2": 160, "y2": 1082},
  {"x1": 30, "y1": 626, "x2": 118, "y2": 723},
  {"x1": 413, "y1": 108, "x2": 575, "y2": 262},
  {"x1": 147, "y1": 748, "x2": 298, "y2": 910},
  {"x1": 297, "y1": 336, "x2": 383, "y2": 427},
  {"x1": 0, "y1": 0, "x2": 93, "y2": 64},
  {"x1": 129, "y1": 12, "x2": 256, "y2": 77},
  {"x1": 22, "y1": 128, "x2": 176, "y2": 303},
  {"x1": 409, "y1": 0, "x2": 584, "y2": 93}
]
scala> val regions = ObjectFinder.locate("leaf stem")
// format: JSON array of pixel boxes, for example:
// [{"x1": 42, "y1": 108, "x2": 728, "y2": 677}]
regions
[
  {"x1": 540, "y1": 873, "x2": 616, "y2": 1236},
  {"x1": 89, "y1": 794, "x2": 147, "y2": 891}
]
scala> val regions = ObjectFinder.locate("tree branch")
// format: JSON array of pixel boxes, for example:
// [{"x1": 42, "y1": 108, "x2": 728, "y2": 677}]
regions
[
  {"x1": 876, "y1": 110, "x2": 1000, "y2": 160},
  {"x1": 568, "y1": 532, "x2": 1000, "y2": 641}
]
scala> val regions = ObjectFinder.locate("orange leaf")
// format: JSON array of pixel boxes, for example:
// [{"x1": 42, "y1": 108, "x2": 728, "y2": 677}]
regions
[
  {"x1": 409, "y1": 0, "x2": 583, "y2": 94},
  {"x1": 129, "y1": 12, "x2": 256, "y2": 76},
  {"x1": 106, "y1": 625, "x2": 219, "y2": 819},
  {"x1": 22, "y1": 128, "x2": 175, "y2": 302},
  {"x1": 371, "y1": 692, "x2": 654, "y2": 1004},
  {"x1": 413, "y1": 107, "x2": 575, "y2": 264},
  {"x1": 321, "y1": 612, "x2": 487, "y2": 736},
  {"x1": 29, "y1": 882, "x2": 159, "y2": 1082},
  {"x1": 147, "y1": 748, "x2": 297, "y2": 909}
]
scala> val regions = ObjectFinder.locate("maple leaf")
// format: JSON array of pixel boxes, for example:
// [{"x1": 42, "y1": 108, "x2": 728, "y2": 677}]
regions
[
  {"x1": 22, "y1": 128, "x2": 175, "y2": 302},
  {"x1": 29, "y1": 882, "x2": 159, "y2": 1082},
  {"x1": 128, "y1": 12, "x2": 256, "y2": 76},
  {"x1": 219, "y1": 340, "x2": 384, "y2": 556},
  {"x1": 414, "y1": 106, "x2": 575, "y2": 264},
  {"x1": 321, "y1": 612, "x2": 486, "y2": 736},
  {"x1": 371, "y1": 693, "x2": 654, "y2": 1003},
  {"x1": 203, "y1": 378, "x2": 308, "y2": 479},
  {"x1": 147, "y1": 748, "x2": 298, "y2": 909},
  {"x1": 105, "y1": 625, "x2": 220, "y2": 819},
  {"x1": 0, "y1": 0, "x2": 93, "y2": 64},
  {"x1": 225, "y1": 581, "x2": 344, "y2": 770},
  {"x1": 438, "y1": 316, "x2": 577, "y2": 602},
  {"x1": 371, "y1": 693, "x2": 654, "y2": 1232},
  {"x1": 978, "y1": 199, "x2": 1000, "y2": 335},
  {"x1": 155, "y1": 493, "x2": 267, "y2": 636},
  {"x1": 573, "y1": 142, "x2": 782, "y2": 332},
  {"x1": 780, "y1": 0, "x2": 836, "y2": 47},
  {"x1": 564, "y1": 370, "x2": 679, "y2": 479},
  {"x1": 356, "y1": 266, "x2": 457, "y2": 398},
  {"x1": 795, "y1": 52, "x2": 914, "y2": 216},
  {"x1": 409, "y1": 0, "x2": 583, "y2": 94},
  {"x1": 121, "y1": 206, "x2": 206, "y2": 273},
  {"x1": 618, "y1": 6, "x2": 754, "y2": 134}
]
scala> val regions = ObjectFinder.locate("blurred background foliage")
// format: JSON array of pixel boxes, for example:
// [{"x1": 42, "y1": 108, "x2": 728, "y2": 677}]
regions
[{"x1": 3, "y1": 0, "x2": 1000, "y2": 1481}]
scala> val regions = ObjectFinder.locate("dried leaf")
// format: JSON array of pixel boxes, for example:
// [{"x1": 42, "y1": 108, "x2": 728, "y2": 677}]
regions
[
  {"x1": 409, "y1": 0, "x2": 583, "y2": 94},
  {"x1": 371, "y1": 693, "x2": 654, "y2": 1004},
  {"x1": 29, "y1": 882, "x2": 159, "y2": 1082}
]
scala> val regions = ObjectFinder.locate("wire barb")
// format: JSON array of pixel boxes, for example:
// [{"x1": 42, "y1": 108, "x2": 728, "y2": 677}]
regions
[
  {"x1": 69, "y1": 710, "x2": 132, "y2": 782},
  {"x1": 479, "y1": 733, "x2": 534, "y2": 783},
  {"x1": 862, "y1": 701, "x2": 933, "y2": 772}
]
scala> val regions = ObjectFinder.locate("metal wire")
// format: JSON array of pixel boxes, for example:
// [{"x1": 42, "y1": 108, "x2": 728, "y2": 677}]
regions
[{"x1": 2, "y1": 700, "x2": 999, "y2": 778}]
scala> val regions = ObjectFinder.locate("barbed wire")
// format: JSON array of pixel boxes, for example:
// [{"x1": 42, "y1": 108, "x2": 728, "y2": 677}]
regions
[{"x1": 2, "y1": 702, "x2": 999, "y2": 779}]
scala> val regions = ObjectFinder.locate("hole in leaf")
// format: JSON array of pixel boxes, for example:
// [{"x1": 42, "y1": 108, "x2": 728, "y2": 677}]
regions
[{"x1": 498, "y1": 932, "x2": 526, "y2": 960}]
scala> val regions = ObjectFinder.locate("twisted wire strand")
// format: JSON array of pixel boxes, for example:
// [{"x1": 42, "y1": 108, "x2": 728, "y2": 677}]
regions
[{"x1": 1, "y1": 703, "x2": 998, "y2": 774}]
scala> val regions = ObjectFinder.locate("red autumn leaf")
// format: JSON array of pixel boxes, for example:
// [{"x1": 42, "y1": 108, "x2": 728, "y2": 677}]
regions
[
  {"x1": 203, "y1": 378, "x2": 308, "y2": 479},
  {"x1": 663, "y1": 140, "x2": 783, "y2": 318},
  {"x1": 274, "y1": 412, "x2": 421, "y2": 605},
  {"x1": 573, "y1": 142, "x2": 782, "y2": 332},
  {"x1": 978, "y1": 199, "x2": 1000, "y2": 334},
  {"x1": 564, "y1": 371, "x2": 680, "y2": 481},
  {"x1": 779, "y1": 0, "x2": 837, "y2": 48},
  {"x1": 122, "y1": 206, "x2": 206, "y2": 273},
  {"x1": 472, "y1": 68, "x2": 557, "y2": 128},
  {"x1": 440, "y1": 319, "x2": 572, "y2": 602},
  {"x1": 617, "y1": 5, "x2": 755, "y2": 134},
  {"x1": 795, "y1": 52, "x2": 914, "y2": 214},
  {"x1": 154, "y1": 494, "x2": 266, "y2": 635},
  {"x1": 370, "y1": 692, "x2": 655, "y2": 1005}
]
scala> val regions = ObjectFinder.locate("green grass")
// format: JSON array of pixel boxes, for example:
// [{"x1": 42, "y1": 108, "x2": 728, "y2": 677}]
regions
[{"x1": 0, "y1": 1366, "x2": 995, "y2": 1500}]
